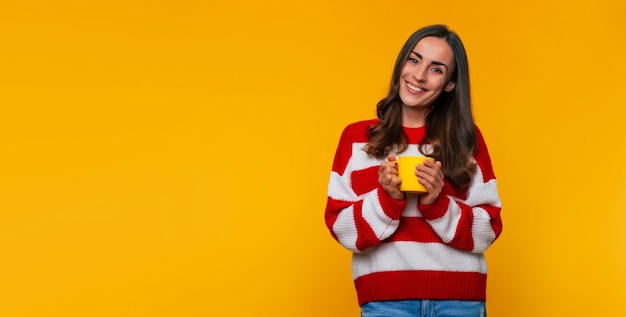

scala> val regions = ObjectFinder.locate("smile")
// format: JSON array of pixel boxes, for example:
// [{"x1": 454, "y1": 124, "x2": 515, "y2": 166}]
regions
[{"x1": 406, "y1": 82, "x2": 426, "y2": 93}]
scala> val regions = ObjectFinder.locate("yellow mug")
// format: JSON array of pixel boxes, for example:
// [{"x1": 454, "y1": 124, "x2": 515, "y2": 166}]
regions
[{"x1": 397, "y1": 156, "x2": 435, "y2": 193}]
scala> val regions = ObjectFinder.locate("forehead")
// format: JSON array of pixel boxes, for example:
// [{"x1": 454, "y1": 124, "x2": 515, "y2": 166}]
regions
[{"x1": 411, "y1": 36, "x2": 455, "y2": 66}]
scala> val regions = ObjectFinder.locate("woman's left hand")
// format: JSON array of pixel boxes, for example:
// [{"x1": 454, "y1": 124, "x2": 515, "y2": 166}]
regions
[{"x1": 416, "y1": 159, "x2": 444, "y2": 205}]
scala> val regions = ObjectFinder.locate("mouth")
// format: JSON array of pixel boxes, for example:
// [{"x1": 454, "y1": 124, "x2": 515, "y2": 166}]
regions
[{"x1": 406, "y1": 82, "x2": 427, "y2": 93}]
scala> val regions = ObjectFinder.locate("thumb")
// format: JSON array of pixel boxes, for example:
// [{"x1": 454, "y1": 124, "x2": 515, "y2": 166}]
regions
[{"x1": 387, "y1": 154, "x2": 397, "y2": 162}]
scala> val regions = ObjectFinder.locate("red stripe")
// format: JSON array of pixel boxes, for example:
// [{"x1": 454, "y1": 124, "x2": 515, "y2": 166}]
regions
[
  {"x1": 354, "y1": 201, "x2": 380, "y2": 251},
  {"x1": 475, "y1": 127, "x2": 496, "y2": 181},
  {"x1": 325, "y1": 197, "x2": 354, "y2": 241},
  {"x1": 387, "y1": 217, "x2": 443, "y2": 243},
  {"x1": 351, "y1": 166, "x2": 379, "y2": 196},
  {"x1": 332, "y1": 120, "x2": 376, "y2": 175},
  {"x1": 448, "y1": 204, "x2": 475, "y2": 251},
  {"x1": 354, "y1": 270, "x2": 486, "y2": 306},
  {"x1": 484, "y1": 205, "x2": 503, "y2": 238},
  {"x1": 441, "y1": 179, "x2": 468, "y2": 200}
]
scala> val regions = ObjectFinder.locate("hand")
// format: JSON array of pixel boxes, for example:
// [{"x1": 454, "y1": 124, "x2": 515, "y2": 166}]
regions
[
  {"x1": 378, "y1": 154, "x2": 404, "y2": 200},
  {"x1": 416, "y1": 159, "x2": 444, "y2": 205}
]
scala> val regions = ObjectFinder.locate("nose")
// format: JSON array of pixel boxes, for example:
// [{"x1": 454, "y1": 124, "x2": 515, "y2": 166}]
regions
[{"x1": 413, "y1": 65, "x2": 427, "y2": 82}]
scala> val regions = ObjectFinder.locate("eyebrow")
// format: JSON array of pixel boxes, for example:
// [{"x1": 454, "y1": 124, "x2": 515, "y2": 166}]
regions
[{"x1": 410, "y1": 51, "x2": 449, "y2": 70}]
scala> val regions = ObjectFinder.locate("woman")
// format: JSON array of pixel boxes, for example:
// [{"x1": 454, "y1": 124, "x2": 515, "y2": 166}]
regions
[{"x1": 325, "y1": 24, "x2": 503, "y2": 317}]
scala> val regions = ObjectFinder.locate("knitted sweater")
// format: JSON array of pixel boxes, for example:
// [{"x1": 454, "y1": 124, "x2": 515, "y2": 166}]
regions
[{"x1": 325, "y1": 119, "x2": 503, "y2": 306}]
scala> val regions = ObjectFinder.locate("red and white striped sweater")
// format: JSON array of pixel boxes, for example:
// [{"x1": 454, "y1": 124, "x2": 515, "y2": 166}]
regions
[{"x1": 325, "y1": 119, "x2": 503, "y2": 306}]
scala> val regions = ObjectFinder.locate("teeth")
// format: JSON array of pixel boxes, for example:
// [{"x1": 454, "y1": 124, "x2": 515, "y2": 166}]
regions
[{"x1": 407, "y1": 83, "x2": 423, "y2": 92}]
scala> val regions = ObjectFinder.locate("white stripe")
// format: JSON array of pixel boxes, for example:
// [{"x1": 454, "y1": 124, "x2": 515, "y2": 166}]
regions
[
  {"x1": 465, "y1": 169, "x2": 501, "y2": 208},
  {"x1": 402, "y1": 194, "x2": 422, "y2": 217},
  {"x1": 472, "y1": 207, "x2": 497, "y2": 252},
  {"x1": 425, "y1": 197, "x2": 461, "y2": 243},
  {"x1": 348, "y1": 143, "x2": 380, "y2": 172},
  {"x1": 463, "y1": 173, "x2": 501, "y2": 253},
  {"x1": 327, "y1": 171, "x2": 358, "y2": 202},
  {"x1": 333, "y1": 205, "x2": 358, "y2": 251},
  {"x1": 361, "y1": 189, "x2": 400, "y2": 239},
  {"x1": 352, "y1": 241, "x2": 487, "y2": 279}
]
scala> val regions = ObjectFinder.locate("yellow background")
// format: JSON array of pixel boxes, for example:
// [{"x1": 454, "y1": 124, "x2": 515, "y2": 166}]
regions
[{"x1": 1, "y1": 0, "x2": 625, "y2": 316}]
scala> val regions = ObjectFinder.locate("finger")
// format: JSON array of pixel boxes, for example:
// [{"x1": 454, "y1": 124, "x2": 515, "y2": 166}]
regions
[
  {"x1": 383, "y1": 160, "x2": 399, "y2": 172},
  {"x1": 416, "y1": 168, "x2": 444, "y2": 190},
  {"x1": 420, "y1": 160, "x2": 441, "y2": 173},
  {"x1": 437, "y1": 170, "x2": 445, "y2": 183},
  {"x1": 381, "y1": 175, "x2": 401, "y2": 194},
  {"x1": 387, "y1": 173, "x2": 401, "y2": 186},
  {"x1": 417, "y1": 173, "x2": 436, "y2": 188},
  {"x1": 415, "y1": 166, "x2": 437, "y2": 181},
  {"x1": 418, "y1": 178, "x2": 441, "y2": 197},
  {"x1": 379, "y1": 162, "x2": 392, "y2": 175},
  {"x1": 379, "y1": 169, "x2": 400, "y2": 185},
  {"x1": 417, "y1": 163, "x2": 443, "y2": 184}
]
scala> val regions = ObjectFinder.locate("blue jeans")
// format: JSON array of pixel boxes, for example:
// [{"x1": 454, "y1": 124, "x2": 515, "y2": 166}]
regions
[{"x1": 361, "y1": 300, "x2": 486, "y2": 317}]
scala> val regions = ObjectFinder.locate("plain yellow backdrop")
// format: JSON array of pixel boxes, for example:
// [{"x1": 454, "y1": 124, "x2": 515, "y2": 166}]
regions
[{"x1": 1, "y1": 0, "x2": 625, "y2": 316}]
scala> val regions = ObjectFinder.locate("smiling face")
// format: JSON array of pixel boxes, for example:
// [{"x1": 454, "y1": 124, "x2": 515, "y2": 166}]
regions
[{"x1": 398, "y1": 36, "x2": 456, "y2": 123}]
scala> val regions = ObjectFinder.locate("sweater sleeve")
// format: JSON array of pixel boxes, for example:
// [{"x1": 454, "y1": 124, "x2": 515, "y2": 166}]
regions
[
  {"x1": 324, "y1": 123, "x2": 406, "y2": 253},
  {"x1": 417, "y1": 127, "x2": 503, "y2": 253}
]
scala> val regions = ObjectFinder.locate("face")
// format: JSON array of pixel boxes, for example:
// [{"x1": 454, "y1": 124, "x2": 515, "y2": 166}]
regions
[{"x1": 398, "y1": 36, "x2": 456, "y2": 110}]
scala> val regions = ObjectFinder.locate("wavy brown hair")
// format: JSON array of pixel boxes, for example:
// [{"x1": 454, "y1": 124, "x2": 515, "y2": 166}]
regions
[{"x1": 364, "y1": 24, "x2": 477, "y2": 189}]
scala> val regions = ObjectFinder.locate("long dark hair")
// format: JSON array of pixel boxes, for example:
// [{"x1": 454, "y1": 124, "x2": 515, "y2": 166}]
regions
[{"x1": 364, "y1": 24, "x2": 477, "y2": 189}]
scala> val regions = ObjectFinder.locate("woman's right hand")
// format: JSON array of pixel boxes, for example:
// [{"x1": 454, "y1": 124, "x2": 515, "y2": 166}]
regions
[{"x1": 378, "y1": 154, "x2": 405, "y2": 200}]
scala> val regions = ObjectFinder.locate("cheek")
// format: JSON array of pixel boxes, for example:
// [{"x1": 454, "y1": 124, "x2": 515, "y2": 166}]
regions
[
  {"x1": 433, "y1": 79, "x2": 448, "y2": 92},
  {"x1": 426, "y1": 84, "x2": 446, "y2": 99},
  {"x1": 399, "y1": 61, "x2": 417, "y2": 76},
  {"x1": 399, "y1": 66, "x2": 411, "y2": 79}
]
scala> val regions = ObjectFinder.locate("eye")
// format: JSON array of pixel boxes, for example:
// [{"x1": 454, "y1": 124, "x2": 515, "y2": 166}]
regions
[
  {"x1": 431, "y1": 67, "x2": 443, "y2": 74},
  {"x1": 407, "y1": 57, "x2": 419, "y2": 64}
]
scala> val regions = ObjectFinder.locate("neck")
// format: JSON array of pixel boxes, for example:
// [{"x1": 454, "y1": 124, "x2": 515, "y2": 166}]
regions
[{"x1": 402, "y1": 105, "x2": 429, "y2": 128}]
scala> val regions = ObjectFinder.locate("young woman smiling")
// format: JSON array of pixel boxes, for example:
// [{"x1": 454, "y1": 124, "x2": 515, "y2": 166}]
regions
[{"x1": 325, "y1": 24, "x2": 502, "y2": 317}]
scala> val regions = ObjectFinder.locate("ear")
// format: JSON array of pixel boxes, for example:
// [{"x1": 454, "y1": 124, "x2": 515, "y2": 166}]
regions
[{"x1": 444, "y1": 81, "x2": 456, "y2": 92}]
